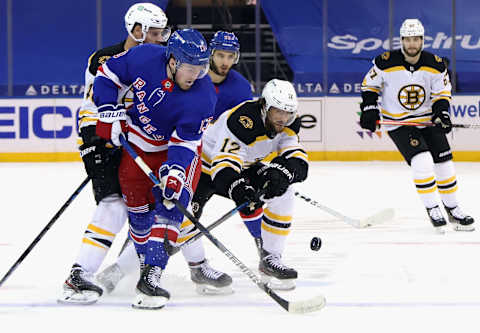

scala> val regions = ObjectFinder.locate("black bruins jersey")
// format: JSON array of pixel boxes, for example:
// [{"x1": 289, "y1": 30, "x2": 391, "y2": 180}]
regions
[
  {"x1": 361, "y1": 49, "x2": 451, "y2": 130},
  {"x1": 201, "y1": 100, "x2": 307, "y2": 179},
  {"x1": 78, "y1": 41, "x2": 128, "y2": 131}
]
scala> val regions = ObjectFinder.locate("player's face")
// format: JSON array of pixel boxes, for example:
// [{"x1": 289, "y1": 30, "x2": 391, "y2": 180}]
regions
[
  {"x1": 144, "y1": 27, "x2": 171, "y2": 45},
  {"x1": 265, "y1": 106, "x2": 292, "y2": 133},
  {"x1": 211, "y1": 50, "x2": 237, "y2": 76},
  {"x1": 402, "y1": 36, "x2": 422, "y2": 57},
  {"x1": 174, "y1": 62, "x2": 208, "y2": 90}
]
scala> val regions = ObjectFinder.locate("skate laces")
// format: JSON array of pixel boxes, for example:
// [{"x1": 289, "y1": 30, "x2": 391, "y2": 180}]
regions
[
  {"x1": 71, "y1": 265, "x2": 94, "y2": 283},
  {"x1": 428, "y1": 206, "x2": 444, "y2": 221},
  {"x1": 146, "y1": 266, "x2": 163, "y2": 288},
  {"x1": 199, "y1": 261, "x2": 223, "y2": 280},
  {"x1": 264, "y1": 253, "x2": 289, "y2": 271}
]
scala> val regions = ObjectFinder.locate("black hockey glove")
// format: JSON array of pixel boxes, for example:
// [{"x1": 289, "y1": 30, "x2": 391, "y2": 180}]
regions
[
  {"x1": 360, "y1": 103, "x2": 380, "y2": 132},
  {"x1": 79, "y1": 126, "x2": 111, "y2": 179},
  {"x1": 432, "y1": 110, "x2": 452, "y2": 133},
  {"x1": 258, "y1": 157, "x2": 294, "y2": 200},
  {"x1": 228, "y1": 177, "x2": 261, "y2": 215}
]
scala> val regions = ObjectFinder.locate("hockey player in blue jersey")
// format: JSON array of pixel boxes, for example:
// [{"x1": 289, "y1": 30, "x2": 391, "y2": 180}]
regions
[
  {"x1": 94, "y1": 30, "x2": 253, "y2": 296},
  {"x1": 93, "y1": 28, "x2": 218, "y2": 309}
]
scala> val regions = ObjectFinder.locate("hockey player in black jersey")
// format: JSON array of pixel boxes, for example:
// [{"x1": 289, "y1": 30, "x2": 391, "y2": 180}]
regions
[
  {"x1": 186, "y1": 79, "x2": 309, "y2": 290},
  {"x1": 59, "y1": 2, "x2": 172, "y2": 304},
  {"x1": 360, "y1": 18, "x2": 474, "y2": 233}
]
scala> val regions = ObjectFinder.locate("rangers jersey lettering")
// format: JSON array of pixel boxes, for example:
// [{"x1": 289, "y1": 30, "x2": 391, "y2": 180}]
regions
[
  {"x1": 93, "y1": 44, "x2": 216, "y2": 170},
  {"x1": 361, "y1": 50, "x2": 451, "y2": 130}
]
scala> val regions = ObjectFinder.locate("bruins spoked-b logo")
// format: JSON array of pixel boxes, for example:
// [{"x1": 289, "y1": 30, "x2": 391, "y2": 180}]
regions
[{"x1": 398, "y1": 84, "x2": 426, "y2": 110}]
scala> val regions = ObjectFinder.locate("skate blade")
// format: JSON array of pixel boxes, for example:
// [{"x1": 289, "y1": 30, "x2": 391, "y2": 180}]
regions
[
  {"x1": 57, "y1": 289, "x2": 100, "y2": 305},
  {"x1": 452, "y1": 224, "x2": 475, "y2": 232},
  {"x1": 260, "y1": 273, "x2": 296, "y2": 291},
  {"x1": 434, "y1": 226, "x2": 447, "y2": 234},
  {"x1": 132, "y1": 292, "x2": 168, "y2": 310},
  {"x1": 195, "y1": 284, "x2": 234, "y2": 296}
]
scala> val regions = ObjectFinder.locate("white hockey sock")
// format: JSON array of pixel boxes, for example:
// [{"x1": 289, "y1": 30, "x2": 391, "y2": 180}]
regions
[
  {"x1": 181, "y1": 238, "x2": 206, "y2": 263},
  {"x1": 76, "y1": 195, "x2": 128, "y2": 273},
  {"x1": 410, "y1": 152, "x2": 440, "y2": 209},
  {"x1": 434, "y1": 160, "x2": 459, "y2": 208},
  {"x1": 261, "y1": 208, "x2": 291, "y2": 255},
  {"x1": 116, "y1": 241, "x2": 140, "y2": 275}
]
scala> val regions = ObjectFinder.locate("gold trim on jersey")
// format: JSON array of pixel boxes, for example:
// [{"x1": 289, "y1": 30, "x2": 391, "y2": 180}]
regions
[
  {"x1": 281, "y1": 127, "x2": 297, "y2": 137},
  {"x1": 247, "y1": 135, "x2": 269, "y2": 147},
  {"x1": 384, "y1": 66, "x2": 405, "y2": 72},
  {"x1": 432, "y1": 96, "x2": 451, "y2": 104},
  {"x1": 210, "y1": 161, "x2": 241, "y2": 176},
  {"x1": 418, "y1": 66, "x2": 441, "y2": 74},
  {"x1": 431, "y1": 90, "x2": 451, "y2": 97}
]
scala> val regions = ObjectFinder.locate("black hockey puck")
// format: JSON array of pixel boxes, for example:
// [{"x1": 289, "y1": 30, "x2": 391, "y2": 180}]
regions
[{"x1": 310, "y1": 237, "x2": 322, "y2": 251}]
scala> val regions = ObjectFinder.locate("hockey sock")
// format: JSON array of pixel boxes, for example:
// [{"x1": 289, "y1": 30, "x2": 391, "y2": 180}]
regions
[
  {"x1": 76, "y1": 196, "x2": 127, "y2": 273},
  {"x1": 128, "y1": 210, "x2": 152, "y2": 256},
  {"x1": 261, "y1": 207, "x2": 291, "y2": 255},
  {"x1": 434, "y1": 160, "x2": 459, "y2": 208},
  {"x1": 240, "y1": 207, "x2": 263, "y2": 238},
  {"x1": 145, "y1": 222, "x2": 179, "y2": 269},
  {"x1": 410, "y1": 152, "x2": 440, "y2": 208}
]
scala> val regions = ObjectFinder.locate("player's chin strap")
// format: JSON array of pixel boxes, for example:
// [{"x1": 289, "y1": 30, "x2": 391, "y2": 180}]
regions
[
  {"x1": 294, "y1": 191, "x2": 394, "y2": 229},
  {"x1": 119, "y1": 135, "x2": 326, "y2": 313}
]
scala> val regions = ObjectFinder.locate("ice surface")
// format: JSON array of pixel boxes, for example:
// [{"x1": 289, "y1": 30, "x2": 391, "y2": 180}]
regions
[{"x1": 1, "y1": 161, "x2": 479, "y2": 332}]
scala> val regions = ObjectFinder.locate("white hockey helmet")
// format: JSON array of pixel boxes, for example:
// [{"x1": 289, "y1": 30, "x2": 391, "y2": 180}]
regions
[
  {"x1": 125, "y1": 3, "x2": 170, "y2": 43},
  {"x1": 261, "y1": 79, "x2": 298, "y2": 126},
  {"x1": 400, "y1": 19, "x2": 425, "y2": 37}
]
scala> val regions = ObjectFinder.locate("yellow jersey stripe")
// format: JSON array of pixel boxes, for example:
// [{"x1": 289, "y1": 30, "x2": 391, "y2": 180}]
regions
[
  {"x1": 82, "y1": 237, "x2": 108, "y2": 249},
  {"x1": 87, "y1": 223, "x2": 115, "y2": 237},
  {"x1": 264, "y1": 208, "x2": 292, "y2": 222},
  {"x1": 261, "y1": 222, "x2": 290, "y2": 236},
  {"x1": 437, "y1": 176, "x2": 456, "y2": 185}
]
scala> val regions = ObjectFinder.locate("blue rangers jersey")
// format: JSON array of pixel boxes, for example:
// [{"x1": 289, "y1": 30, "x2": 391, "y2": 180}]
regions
[
  {"x1": 213, "y1": 69, "x2": 252, "y2": 121},
  {"x1": 93, "y1": 44, "x2": 216, "y2": 170}
]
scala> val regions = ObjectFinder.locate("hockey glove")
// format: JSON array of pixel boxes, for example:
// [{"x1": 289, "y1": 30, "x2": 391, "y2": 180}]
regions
[
  {"x1": 79, "y1": 126, "x2": 111, "y2": 179},
  {"x1": 258, "y1": 157, "x2": 294, "y2": 200},
  {"x1": 155, "y1": 163, "x2": 186, "y2": 204},
  {"x1": 228, "y1": 177, "x2": 260, "y2": 215},
  {"x1": 360, "y1": 103, "x2": 380, "y2": 132},
  {"x1": 95, "y1": 104, "x2": 128, "y2": 147},
  {"x1": 432, "y1": 110, "x2": 452, "y2": 133}
]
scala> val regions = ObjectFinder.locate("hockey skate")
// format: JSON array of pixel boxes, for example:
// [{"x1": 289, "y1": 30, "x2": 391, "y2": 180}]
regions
[
  {"x1": 259, "y1": 249, "x2": 297, "y2": 291},
  {"x1": 58, "y1": 264, "x2": 103, "y2": 305},
  {"x1": 133, "y1": 264, "x2": 170, "y2": 310},
  {"x1": 189, "y1": 259, "x2": 233, "y2": 295},
  {"x1": 426, "y1": 206, "x2": 447, "y2": 234},
  {"x1": 444, "y1": 205, "x2": 475, "y2": 232},
  {"x1": 96, "y1": 263, "x2": 125, "y2": 294}
]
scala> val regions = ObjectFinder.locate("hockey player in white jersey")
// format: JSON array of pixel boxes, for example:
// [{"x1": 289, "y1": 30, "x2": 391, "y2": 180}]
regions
[
  {"x1": 360, "y1": 18, "x2": 474, "y2": 233},
  {"x1": 190, "y1": 79, "x2": 308, "y2": 290},
  {"x1": 59, "y1": 3, "x2": 171, "y2": 304}
]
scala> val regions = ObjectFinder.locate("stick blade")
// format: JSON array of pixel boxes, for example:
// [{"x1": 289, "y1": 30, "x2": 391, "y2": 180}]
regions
[
  {"x1": 357, "y1": 208, "x2": 395, "y2": 228},
  {"x1": 288, "y1": 295, "x2": 326, "y2": 314}
]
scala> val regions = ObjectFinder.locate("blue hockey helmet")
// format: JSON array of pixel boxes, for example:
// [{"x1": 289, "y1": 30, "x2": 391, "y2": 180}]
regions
[
  {"x1": 166, "y1": 29, "x2": 210, "y2": 78},
  {"x1": 209, "y1": 31, "x2": 240, "y2": 64}
]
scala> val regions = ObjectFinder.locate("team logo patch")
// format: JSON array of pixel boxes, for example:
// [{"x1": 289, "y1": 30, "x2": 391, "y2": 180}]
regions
[
  {"x1": 148, "y1": 87, "x2": 166, "y2": 107},
  {"x1": 192, "y1": 202, "x2": 200, "y2": 213},
  {"x1": 398, "y1": 84, "x2": 426, "y2": 110},
  {"x1": 239, "y1": 116, "x2": 253, "y2": 129},
  {"x1": 410, "y1": 138, "x2": 420, "y2": 147},
  {"x1": 381, "y1": 52, "x2": 390, "y2": 60},
  {"x1": 434, "y1": 55, "x2": 443, "y2": 63},
  {"x1": 162, "y1": 79, "x2": 174, "y2": 92},
  {"x1": 98, "y1": 56, "x2": 111, "y2": 65}
]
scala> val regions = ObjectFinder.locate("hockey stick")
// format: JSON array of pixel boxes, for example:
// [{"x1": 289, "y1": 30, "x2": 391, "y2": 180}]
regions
[
  {"x1": 119, "y1": 136, "x2": 326, "y2": 313},
  {"x1": 294, "y1": 191, "x2": 394, "y2": 228},
  {"x1": 377, "y1": 120, "x2": 480, "y2": 129},
  {"x1": 0, "y1": 176, "x2": 91, "y2": 288}
]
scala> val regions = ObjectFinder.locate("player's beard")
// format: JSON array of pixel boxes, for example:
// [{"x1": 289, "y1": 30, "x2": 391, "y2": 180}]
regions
[
  {"x1": 210, "y1": 59, "x2": 230, "y2": 77},
  {"x1": 404, "y1": 46, "x2": 421, "y2": 58}
]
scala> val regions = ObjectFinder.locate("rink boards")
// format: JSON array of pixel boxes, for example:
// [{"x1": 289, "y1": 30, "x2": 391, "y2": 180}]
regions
[{"x1": 0, "y1": 96, "x2": 479, "y2": 162}]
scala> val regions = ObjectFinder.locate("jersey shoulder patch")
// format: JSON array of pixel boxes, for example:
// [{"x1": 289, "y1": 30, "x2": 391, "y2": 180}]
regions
[
  {"x1": 374, "y1": 50, "x2": 404, "y2": 70},
  {"x1": 226, "y1": 101, "x2": 265, "y2": 145},
  {"x1": 88, "y1": 41, "x2": 126, "y2": 76},
  {"x1": 419, "y1": 51, "x2": 447, "y2": 73}
]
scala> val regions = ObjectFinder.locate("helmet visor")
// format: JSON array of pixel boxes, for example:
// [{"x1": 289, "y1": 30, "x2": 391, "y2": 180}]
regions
[
  {"x1": 177, "y1": 62, "x2": 209, "y2": 80},
  {"x1": 146, "y1": 27, "x2": 171, "y2": 43}
]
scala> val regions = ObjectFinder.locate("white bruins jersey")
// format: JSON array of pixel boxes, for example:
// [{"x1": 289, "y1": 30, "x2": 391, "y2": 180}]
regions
[
  {"x1": 78, "y1": 41, "x2": 133, "y2": 133},
  {"x1": 361, "y1": 50, "x2": 451, "y2": 130},
  {"x1": 201, "y1": 100, "x2": 308, "y2": 179}
]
